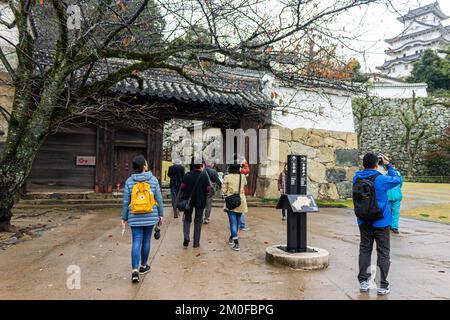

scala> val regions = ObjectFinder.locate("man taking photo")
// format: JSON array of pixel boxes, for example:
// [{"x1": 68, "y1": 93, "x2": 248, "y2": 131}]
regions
[{"x1": 352, "y1": 153, "x2": 402, "y2": 295}]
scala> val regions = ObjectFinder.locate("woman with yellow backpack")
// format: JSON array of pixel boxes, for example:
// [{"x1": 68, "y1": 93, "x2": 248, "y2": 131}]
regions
[{"x1": 121, "y1": 155, "x2": 164, "y2": 283}]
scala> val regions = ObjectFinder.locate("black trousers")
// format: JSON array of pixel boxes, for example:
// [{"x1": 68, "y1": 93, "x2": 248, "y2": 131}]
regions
[
  {"x1": 183, "y1": 207, "x2": 204, "y2": 245},
  {"x1": 358, "y1": 224, "x2": 391, "y2": 289}
]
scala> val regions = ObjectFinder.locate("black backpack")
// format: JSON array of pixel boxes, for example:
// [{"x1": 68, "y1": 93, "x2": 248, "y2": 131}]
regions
[{"x1": 352, "y1": 173, "x2": 383, "y2": 222}]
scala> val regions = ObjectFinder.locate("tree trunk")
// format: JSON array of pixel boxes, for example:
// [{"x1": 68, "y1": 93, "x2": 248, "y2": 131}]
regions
[
  {"x1": 0, "y1": 140, "x2": 41, "y2": 232},
  {"x1": 0, "y1": 193, "x2": 15, "y2": 232},
  {"x1": 0, "y1": 76, "x2": 64, "y2": 231}
]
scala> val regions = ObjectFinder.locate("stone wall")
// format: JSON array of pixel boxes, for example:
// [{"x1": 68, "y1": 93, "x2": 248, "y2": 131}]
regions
[
  {"x1": 354, "y1": 98, "x2": 450, "y2": 175},
  {"x1": 256, "y1": 125, "x2": 359, "y2": 200}
]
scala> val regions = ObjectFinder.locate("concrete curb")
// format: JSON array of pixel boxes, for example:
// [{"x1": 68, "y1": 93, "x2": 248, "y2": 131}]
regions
[{"x1": 265, "y1": 245, "x2": 330, "y2": 270}]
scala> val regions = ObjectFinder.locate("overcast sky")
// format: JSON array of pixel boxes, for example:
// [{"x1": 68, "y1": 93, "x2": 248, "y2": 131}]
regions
[{"x1": 339, "y1": 0, "x2": 450, "y2": 72}]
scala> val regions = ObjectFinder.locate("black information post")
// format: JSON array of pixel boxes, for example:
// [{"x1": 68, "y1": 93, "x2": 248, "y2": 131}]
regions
[{"x1": 286, "y1": 155, "x2": 308, "y2": 253}]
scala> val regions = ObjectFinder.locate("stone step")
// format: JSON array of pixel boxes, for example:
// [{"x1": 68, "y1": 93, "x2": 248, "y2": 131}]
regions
[{"x1": 19, "y1": 191, "x2": 276, "y2": 209}]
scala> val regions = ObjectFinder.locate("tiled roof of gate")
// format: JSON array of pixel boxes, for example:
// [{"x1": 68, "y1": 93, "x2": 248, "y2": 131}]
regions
[
  {"x1": 111, "y1": 68, "x2": 273, "y2": 107},
  {"x1": 35, "y1": 51, "x2": 273, "y2": 108}
]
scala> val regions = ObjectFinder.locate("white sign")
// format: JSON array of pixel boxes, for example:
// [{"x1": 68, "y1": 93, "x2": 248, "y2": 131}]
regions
[{"x1": 76, "y1": 156, "x2": 96, "y2": 166}]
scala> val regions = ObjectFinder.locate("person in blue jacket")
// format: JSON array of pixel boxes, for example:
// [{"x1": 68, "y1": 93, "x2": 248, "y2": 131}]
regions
[
  {"x1": 121, "y1": 155, "x2": 164, "y2": 283},
  {"x1": 353, "y1": 153, "x2": 401, "y2": 296},
  {"x1": 387, "y1": 172, "x2": 403, "y2": 234}
]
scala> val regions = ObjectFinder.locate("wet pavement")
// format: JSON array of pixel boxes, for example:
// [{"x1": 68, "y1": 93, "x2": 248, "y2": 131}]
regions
[{"x1": 0, "y1": 205, "x2": 449, "y2": 300}]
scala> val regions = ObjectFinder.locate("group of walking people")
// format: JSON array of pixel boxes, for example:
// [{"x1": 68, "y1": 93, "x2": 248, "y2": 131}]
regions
[{"x1": 121, "y1": 154, "x2": 249, "y2": 283}]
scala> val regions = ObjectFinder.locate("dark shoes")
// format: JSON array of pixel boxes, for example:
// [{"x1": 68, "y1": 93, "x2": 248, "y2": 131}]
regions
[
  {"x1": 391, "y1": 228, "x2": 399, "y2": 234},
  {"x1": 228, "y1": 236, "x2": 234, "y2": 246},
  {"x1": 139, "y1": 265, "x2": 150, "y2": 274},
  {"x1": 131, "y1": 271, "x2": 140, "y2": 283},
  {"x1": 232, "y1": 239, "x2": 240, "y2": 251},
  {"x1": 183, "y1": 240, "x2": 200, "y2": 248}
]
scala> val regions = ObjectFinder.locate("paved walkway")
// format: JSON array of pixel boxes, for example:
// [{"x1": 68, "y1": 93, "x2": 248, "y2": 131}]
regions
[{"x1": 0, "y1": 206, "x2": 449, "y2": 299}]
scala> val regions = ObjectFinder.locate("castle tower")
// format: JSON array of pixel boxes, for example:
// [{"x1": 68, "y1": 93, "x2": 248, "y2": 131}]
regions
[{"x1": 377, "y1": 1, "x2": 450, "y2": 78}]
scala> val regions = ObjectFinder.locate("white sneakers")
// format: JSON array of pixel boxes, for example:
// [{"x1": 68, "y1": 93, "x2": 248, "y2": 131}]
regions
[
  {"x1": 377, "y1": 287, "x2": 391, "y2": 296},
  {"x1": 359, "y1": 281, "x2": 370, "y2": 292},
  {"x1": 360, "y1": 281, "x2": 390, "y2": 295}
]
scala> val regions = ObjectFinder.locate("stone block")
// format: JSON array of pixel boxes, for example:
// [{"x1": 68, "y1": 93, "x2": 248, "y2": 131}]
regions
[
  {"x1": 346, "y1": 166, "x2": 359, "y2": 181},
  {"x1": 306, "y1": 135, "x2": 324, "y2": 147},
  {"x1": 323, "y1": 137, "x2": 346, "y2": 148},
  {"x1": 336, "y1": 181, "x2": 353, "y2": 199},
  {"x1": 256, "y1": 178, "x2": 279, "y2": 199},
  {"x1": 326, "y1": 168, "x2": 346, "y2": 183},
  {"x1": 336, "y1": 149, "x2": 359, "y2": 166},
  {"x1": 307, "y1": 181, "x2": 319, "y2": 198},
  {"x1": 307, "y1": 160, "x2": 326, "y2": 183},
  {"x1": 278, "y1": 141, "x2": 290, "y2": 163},
  {"x1": 317, "y1": 147, "x2": 335, "y2": 163},
  {"x1": 270, "y1": 125, "x2": 292, "y2": 141},
  {"x1": 328, "y1": 130, "x2": 348, "y2": 141},
  {"x1": 292, "y1": 128, "x2": 309, "y2": 143},
  {"x1": 346, "y1": 132, "x2": 358, "y2": 149},
  {"x1": 290, "y1": 142, "x2": 316, "y2": 158},
  {"x1": 318, "y1": 183, "x2": 339, "y2": 200},
  {"x1": 310, "y1": 128, "x2": 329, "y2": 137}
]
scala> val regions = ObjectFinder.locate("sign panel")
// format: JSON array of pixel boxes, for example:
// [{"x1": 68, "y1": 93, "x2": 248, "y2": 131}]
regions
[
  {"x1": 76, "y1": 156, "x2": 96, "y2": 166},
  {"x1": 289, "y1": 194, "x2": 318, "y2": 213},
  {"x1": 276, "y1": 194, "x2": 319, "y2": 213}
]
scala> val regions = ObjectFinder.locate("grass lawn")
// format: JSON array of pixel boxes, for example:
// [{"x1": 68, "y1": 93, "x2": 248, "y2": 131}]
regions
[
  {"x1": 401, "y1": 203, "x2": 450, "y2": 223},
  {"x1": 401, "y1": 182, "x2": 450, "y2": 223},
  {"x1": 257, "y1": 183, "x2": 449, "y2": 222},
  {"x1": 314, "y1": 182, "x2": 450, "y2": 223}
]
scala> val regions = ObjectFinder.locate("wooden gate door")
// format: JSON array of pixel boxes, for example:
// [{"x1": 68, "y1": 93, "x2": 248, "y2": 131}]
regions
[{"x1": 113, "y1": 147, "x2": 146, "y2": 190}]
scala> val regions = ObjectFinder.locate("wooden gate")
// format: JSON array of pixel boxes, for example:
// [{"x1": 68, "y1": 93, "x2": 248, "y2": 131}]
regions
[{"x1": 113, "y1": 146, "x2": 146, "y2": 190}]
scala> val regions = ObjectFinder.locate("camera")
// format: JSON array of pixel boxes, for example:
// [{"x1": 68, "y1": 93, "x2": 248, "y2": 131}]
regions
[
  {"x1": 377, "y1": 153, "x2": 394, "y2": 166},
  {"x1": 154, "y1": 223, "x2": 161, "y2": 240},
  {"x1": 378, "y1": 154, "x2": 384, "y2": 166}
]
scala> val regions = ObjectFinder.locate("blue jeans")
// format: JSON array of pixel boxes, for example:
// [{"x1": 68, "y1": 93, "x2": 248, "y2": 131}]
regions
[
  {"x1": 239, "y1": 213, "x2": 247, "y2": 229},
  {"x1": 131, "y1": 225, "x2": 154, "y2": 270},
  {"x1": 281, "y1": 209, "x2": 286, "y2": 218},
  {"x1": 227, "y1": 211, "x2": 242, "y2": 239},
  {"x1": 170, "y1": 186, "x2": 178, "y2": 211}
]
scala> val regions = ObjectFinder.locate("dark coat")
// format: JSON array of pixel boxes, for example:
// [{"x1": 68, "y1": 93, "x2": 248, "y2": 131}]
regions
[
  {"x1": 168, "y1": 164, "x2": 185, "y2": 189},
  {"x1": 180, "y1": 169, "x2": 210, "y2": 209},
  {"x1": 205, "y1": 167, "x2": 222, "y2": 188}
]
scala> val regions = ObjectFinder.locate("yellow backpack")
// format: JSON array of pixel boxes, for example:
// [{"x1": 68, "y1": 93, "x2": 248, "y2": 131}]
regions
[{"x1": 130, "y1": 181, "x2": 157, "y2": 214}]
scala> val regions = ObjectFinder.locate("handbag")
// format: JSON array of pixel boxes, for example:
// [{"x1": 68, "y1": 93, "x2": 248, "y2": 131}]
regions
[
  {"x1": 176, "y1": 172, "x2": 202, "y2": 212},
  {"x1": 225, "y1": 174, "x2": 242, "y2": 210},
  {"x1": 204, "y1": 168, "x2": 215, "y2": 196}
]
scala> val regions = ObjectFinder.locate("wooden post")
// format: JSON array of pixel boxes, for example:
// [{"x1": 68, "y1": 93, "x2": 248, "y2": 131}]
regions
[
  {"x1": 147, "y1": 119, "x2": 164, "y2": 182},
  {"x1": 95, "y1": 121, "x2": 113, "y2": 193}
]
